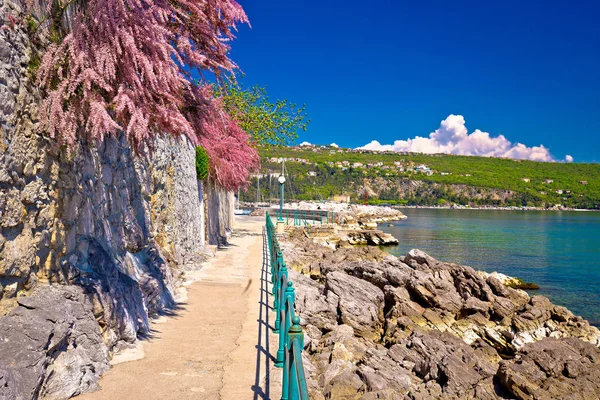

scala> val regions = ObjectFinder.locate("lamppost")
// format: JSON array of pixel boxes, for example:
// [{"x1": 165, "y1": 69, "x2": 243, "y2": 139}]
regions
[{"x1": 278, "y1": 174, "x2": 286, "y2": 221}]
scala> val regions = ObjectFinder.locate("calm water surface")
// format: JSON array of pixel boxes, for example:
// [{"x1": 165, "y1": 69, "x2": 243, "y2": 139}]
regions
[{"x1": 380, "y1": 208, "x2": 600, "y2": 326}]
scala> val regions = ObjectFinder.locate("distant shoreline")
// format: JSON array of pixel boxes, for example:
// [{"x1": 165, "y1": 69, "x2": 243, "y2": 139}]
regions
[
  {"x1": 241, "y1": 201, "x2": 598, "y2": 213},
  {"x1": 393, "y1": 205, "x2": 599, "y2": 212}
]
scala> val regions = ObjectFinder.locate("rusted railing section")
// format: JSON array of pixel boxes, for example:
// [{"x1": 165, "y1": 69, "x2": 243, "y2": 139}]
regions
[{"x1": 265, "y1": 213, "x2": 309, "y2": 400}]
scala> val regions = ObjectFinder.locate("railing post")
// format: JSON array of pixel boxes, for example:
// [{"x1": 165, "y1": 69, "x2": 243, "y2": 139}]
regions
[
  {"x1": 270, "y1": 235, "x2": 275, "y2": 272},
  {"x1": 276, "y1": 280, "x2": 292, "y2": 367},
  {"x1": 288, "y1": 316, "x2": 304, "y2": 400},
  {"x1": 283, "y1": 281, "x2": 294, "y2": 351},
  {"x1": 289, "y1": 316, "x2": 303, "y2": 346},
  {"x1": 266, "y1": 213, "x2": 275, "y2": 286},
  {"x1": 270, "y1": 243, "x2": 275, "y2": 282},
  {"x1": 280, "y1": 282, "x2": 295, "y2": 400},
  {"x1": 272, "y1": 243, "x2": 280, "y2": 290},
  {"x1": 281, "y1": 341, "x2": 290, "y2": 399},
  {"x1": 274, "y1": 253, "x2": 285, "y2": 332}
]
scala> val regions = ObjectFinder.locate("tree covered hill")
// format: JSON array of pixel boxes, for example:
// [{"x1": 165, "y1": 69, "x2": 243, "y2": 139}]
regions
[{"x1": 245, "y1": 145, "x2": 600, "y2": 209}]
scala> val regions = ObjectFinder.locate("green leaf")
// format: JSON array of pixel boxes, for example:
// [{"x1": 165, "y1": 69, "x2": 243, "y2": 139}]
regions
[
  {"x1": 195, "y1": 146, "x2": 210, "y2": 180},
  {"x1": 215, "y1": 78, "x2": 309, "y2": 146}
]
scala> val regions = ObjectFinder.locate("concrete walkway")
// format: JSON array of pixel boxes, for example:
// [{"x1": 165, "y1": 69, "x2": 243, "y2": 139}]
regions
[{"x1": 79, "y1": 216, "x2": 281, "y2": 400}]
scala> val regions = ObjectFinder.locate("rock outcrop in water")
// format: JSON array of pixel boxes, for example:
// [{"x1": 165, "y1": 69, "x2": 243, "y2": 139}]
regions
[
  {"x1": 257, "y1": 202, "x2": 407, "y2": 228},
  {"x1": 300, "y1": 225, "x2": 399, "y2": 250},
  {"x1": 279, "y1": 231, "x2": 600, "y2": 399}
]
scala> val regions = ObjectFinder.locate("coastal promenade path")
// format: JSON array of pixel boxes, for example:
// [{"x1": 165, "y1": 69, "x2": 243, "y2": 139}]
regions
[{"x1": 79, "y1": 216, "x2": 281, "y2": 400}]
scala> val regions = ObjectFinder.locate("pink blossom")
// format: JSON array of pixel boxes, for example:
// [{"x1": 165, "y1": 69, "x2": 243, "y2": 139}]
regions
[
  {"x1": 36, "y1": 0, "x2": 248, "y2": 149},
  {"x1": 33, "y1": 0, "x2": 258, "y2": 189}
]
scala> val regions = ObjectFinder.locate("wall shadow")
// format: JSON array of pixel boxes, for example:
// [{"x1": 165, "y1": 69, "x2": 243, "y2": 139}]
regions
[
  {"x1": 251, "y1": 228, "x2": 278, "y2": 399},
  {"x1": 52, "y1": 134, "x2": 182, "y2": 346}
]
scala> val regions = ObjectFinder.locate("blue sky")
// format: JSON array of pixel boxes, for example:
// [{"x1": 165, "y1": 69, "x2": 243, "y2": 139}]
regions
[{"x1": 230, "y1": 0, "x2": 599, "y2": 162}]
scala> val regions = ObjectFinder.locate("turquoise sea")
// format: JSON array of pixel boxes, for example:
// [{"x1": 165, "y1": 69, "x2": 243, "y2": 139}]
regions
[{"x1": 380, "y1": 208, "x2": 600, "y2": 326}]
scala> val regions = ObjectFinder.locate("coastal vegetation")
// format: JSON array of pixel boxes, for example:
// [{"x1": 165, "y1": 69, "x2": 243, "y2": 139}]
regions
[
  {"x1": 249, "y1": 145, "x2": 600, "y2": 209},
  {"x1": 195, "y1": 147, "x2": 210, "y2": 180},
  {"x1": 217, "y1": 79, "x2": 310, "y2": 146}
]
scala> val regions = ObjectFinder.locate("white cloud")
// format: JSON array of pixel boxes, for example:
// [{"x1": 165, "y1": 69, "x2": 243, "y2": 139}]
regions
[
  {"x1": 358, "y1": 115, "x2": 557, "y2": 162},
  {"x1": 330, "y1": 143, "x2": 339, "y2": 148},
  {"x1": 361, "y1": 140, "x2": 395, "y2": 152},
  {"x1": 565, "y1": 155, "x2": 574, "y2": 162},
  {"x1": 299, "y1": 141, "x2": 312, "y2": 146}
]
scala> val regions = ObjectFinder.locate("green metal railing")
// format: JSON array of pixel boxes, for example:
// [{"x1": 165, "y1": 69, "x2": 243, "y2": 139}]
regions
[
  {"x1": 265, "y1": 213, "x2": 309, "y2": 400},
  {"x1": 266, "y1": 208, "x2": 336, "y2": 226}
]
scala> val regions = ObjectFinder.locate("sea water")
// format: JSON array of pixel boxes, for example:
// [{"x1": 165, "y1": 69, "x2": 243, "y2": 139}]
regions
[{"x1": 380, "y1": 208, "x2": 600, "y2": 326}]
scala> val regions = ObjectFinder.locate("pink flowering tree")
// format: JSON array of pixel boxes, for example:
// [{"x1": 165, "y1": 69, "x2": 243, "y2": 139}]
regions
[
  {"x1": 32, "y1": 0, "x2": 259, "y2": 190},
  {"x1": 185, "y1": 86, "x2": 259, "y2": 190}
]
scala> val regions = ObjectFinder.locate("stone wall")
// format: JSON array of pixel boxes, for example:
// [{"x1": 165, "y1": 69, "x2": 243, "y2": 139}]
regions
[
  {"x1": 205, "y1": 178, "x2": 234, "y2": 246},
  {"x1": 197, "y1": 180, "x2": 205, "y2": 247},
  {"x1": 0, "y1": 1, "x2": 208, "y2": 397}
]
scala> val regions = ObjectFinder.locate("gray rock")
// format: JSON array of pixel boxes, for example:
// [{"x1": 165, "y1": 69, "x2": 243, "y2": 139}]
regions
[
  {"x1": 404, "y1": 249, "x2": 435, "y2": 267},
  {"x1": 281, "y1": 233, "x2": 600, "y2": 399},
  {"x1": 463, "y1": 296, "x2": 491, "y2": 315},
  {"x1": 497, "y1": 337, "x2": 600, "y2": 399},
  {"x1": 322, "y1": 324, "x2": 368, "y2": 362},
  {"x1": 0, "y1": 286, "x2": 109, "y2": 399},
  {"x1": 0, "y1": 189, "x2": 24, "y2": 228},
  {"x1": 323, "y1": 367, "x2": 364, "y2": 399},
  {"x1": 0, "y1": 228, "x2": 35, "y2": 278},
  {"x1": 326, "y1": 271, "x2": 384, "y2": 340},
  {"x1": 406, "y1": 270, "x2": 463, "y2": 313},
  {"x1": 289, "y1": 269, "x2": 339, "y2": 331},
  {"x1": 21, "y1": 179, "x2": 47, "y2": 204}
]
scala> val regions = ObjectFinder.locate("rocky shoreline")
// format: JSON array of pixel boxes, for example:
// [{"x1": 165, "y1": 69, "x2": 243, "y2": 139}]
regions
[
  {"x1": 395, "y1": 205, "x2": 599, "y2": 212},
  {"x1": 300, "y1": 225, "x2": 399, "y2": 249},
  {"x1": 278, "y1": 229, "x2": 600, "y2": 399},
  {"x1": 245, "y1": 201, "x2": 407, "y2": 228}
]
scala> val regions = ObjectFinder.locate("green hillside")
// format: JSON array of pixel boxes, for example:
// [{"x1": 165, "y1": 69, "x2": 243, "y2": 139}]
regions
[{"x1": 242, "y1": 145, "x2": 600, "y2": 209}]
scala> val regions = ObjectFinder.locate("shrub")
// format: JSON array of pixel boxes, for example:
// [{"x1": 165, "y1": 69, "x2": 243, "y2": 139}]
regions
[{"x1": 195, "y1": 147, "x2": 209, "y2": 180}]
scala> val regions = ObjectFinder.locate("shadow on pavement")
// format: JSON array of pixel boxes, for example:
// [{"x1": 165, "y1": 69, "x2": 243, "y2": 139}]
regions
[{"x1": 251, "y1": 228, "x2": 278, "y2": 399}]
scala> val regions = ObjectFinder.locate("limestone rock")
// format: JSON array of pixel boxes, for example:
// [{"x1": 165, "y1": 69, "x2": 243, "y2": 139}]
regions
[
  {"x1": 0, "y1": 189, "x2": 24, "y2": 228},
  {"x1": 280, "y1": 230, "x2": 600, "y2": 399},
  {"x1": 0, "y1": 228, "x2": 35, "y2": 278},
  {"x1": 497, "y1": 337, "x2": 600, "y2": 399},
  {"x1": 289, "y1": 269, "x2": 338, "y2": 331},
  {"x1": 341, "y1": 230, "x2": 399, "y2": 246},
  {"x1": 463, "y1": 296, "x2": 491, "y2": 315},
  {"x1": 326, "y1": 271, "x2": 384, "y2": 340},
  {"x1": 405, "y1": 331, "x2": 498, "y2": 398},
  {"x1": 0, "y1": 286, "x2": 109, "y2": 399}
]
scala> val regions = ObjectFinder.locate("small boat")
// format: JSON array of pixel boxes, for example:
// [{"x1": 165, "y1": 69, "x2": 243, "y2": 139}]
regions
[{"x1": 234, "y1": 188, "x2": 251, "y2": 215}]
